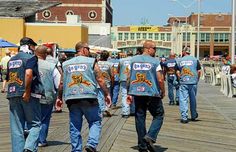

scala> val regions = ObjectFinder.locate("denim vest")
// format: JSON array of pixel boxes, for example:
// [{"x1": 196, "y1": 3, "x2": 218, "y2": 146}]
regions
[
  {"x1": 164, "y1": 59, "x2": 178, "y2": 81},
  {"x1": 38, "y1": 59, "x2": 56, "y2": 104},
  {"x1": 177, "y1": 56, "x2": 199, "y2": 85},
  {"x1": 62, "y1": 56, "x2": 98, "y2": 102},
  {"x1": 119, "y1": 57, "x2": 132, "y2": 82},
  {"x1": 128, "y1": 55, "x2": 161, "y2": 97},
  {"x1": 7, "y1": 52, "x2": 45, "y2": 99},
  {"x1": 98, "y1": 61, "x2": 112, "y2": 88},
  {"x1": 109, "y1": 58, "x2": 120, "y2": 81}
]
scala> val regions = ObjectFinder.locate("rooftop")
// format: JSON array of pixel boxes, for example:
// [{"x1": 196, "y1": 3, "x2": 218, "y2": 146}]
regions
[{"x1": 0, "y1": 1, "x2": 60, "y2": 18}]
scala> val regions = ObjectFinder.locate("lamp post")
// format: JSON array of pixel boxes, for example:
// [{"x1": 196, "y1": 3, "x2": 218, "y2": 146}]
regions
[
  {"x1": 232, "y1": 0, "x2": 235, "y2": 64},
  {"x1": 171, "y1": 0, "x2": 200, "y2": 57},
  {"x1": 197, "y1": 0, "x2": 201, "y2": 59}
]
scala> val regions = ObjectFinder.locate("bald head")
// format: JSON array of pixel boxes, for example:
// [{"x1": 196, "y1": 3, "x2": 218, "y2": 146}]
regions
[
  {"x1": 35, "y1": 45, "x2": 48, "y2": 60},
  {"x1": 143, "y1": 40, "x2": 156, "y2": 57},
  {"x1": 169, "y1": 51, "x2": 175, "y2": 59}
]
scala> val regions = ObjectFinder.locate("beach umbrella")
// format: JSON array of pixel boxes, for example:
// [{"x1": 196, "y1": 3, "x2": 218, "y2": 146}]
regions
[{"x1": 0, "y1": 38, "x2": 18, "y2": 48}]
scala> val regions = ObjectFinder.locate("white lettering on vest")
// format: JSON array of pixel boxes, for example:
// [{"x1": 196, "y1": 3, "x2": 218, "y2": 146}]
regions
[
  {"x1": 180, "y1": 61, "x2": 193, "y2": 66},
  {"x1": 9, "y1": 60, "x2": 22, "y2": 69},
  {"x1": 67, "y1": 64, "x2": 88, "y2": 73},
  {"x1": 133, "y1": 63, "x2": 152, "y2": 71}
]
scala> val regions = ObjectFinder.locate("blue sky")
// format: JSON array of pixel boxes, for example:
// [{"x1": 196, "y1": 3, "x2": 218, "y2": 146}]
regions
[{"x1": 111, "y1": 0, "x2": 231, "y2": 26}]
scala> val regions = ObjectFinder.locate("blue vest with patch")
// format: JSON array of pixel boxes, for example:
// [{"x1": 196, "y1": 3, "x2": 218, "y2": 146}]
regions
[
  {"x1": 62, "y1": 56, "x2": 97, "y2": 102},
  {"x1": 38, "y1": 59, "x2": 56, "y2": 104},
  {"x1": 119, "y1": 57, "x2": 132, "y2": 82},
  {"x1": 177, "y1": 56, "x2": 199, "y2": 85},
  {"x1": 164, "y1": 59, "x2": 178, "y2": 81},
  {"x1": 109, "y1": 58, "x2": 120, "y2": 81},
  {"x1": 98, "y1": 61, "x2": 112, "y2": 88},
  {"x1": 128, "y1": 55, "x2": 161, "y2": 97},
  {"x1": 7, "y1": 52, "x2": 44, "y2": 99}
]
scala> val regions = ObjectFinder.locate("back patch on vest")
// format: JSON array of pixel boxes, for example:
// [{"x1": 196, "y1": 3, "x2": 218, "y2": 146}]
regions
[
  {"x1": 68, "y1": 74, "x2": 91, "y2": 87},
  {"x1": 8, "y1": 72, "x2": 23, "y2": 85},
  {"x1": 131, "y1": 73, "x2": 152, "y2": 87}
]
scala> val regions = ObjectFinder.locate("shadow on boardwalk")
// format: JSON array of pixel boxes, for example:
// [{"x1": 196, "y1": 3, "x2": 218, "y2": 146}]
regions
[{"x1": 0, "y1": 81, "x2": 236, "y2": 152}]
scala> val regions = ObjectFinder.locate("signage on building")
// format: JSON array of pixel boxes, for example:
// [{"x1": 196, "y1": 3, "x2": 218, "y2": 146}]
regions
[{"x1": 130, "y1": 26, "x2": 159, "y2": 32}]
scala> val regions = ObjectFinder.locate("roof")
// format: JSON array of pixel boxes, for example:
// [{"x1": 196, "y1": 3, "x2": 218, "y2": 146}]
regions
[{"x1": 0, "y1": 1, "x2": 61, "y2": 18}]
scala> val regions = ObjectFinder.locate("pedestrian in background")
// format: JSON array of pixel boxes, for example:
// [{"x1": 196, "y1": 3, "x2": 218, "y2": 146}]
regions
[
  {"x1": 35, "y1": 45, "x2": 61, "y2": 147},
  {"x1": 6, "y1": 37, "x2": 44, "y2": 152},
  {"x1": 57, "y1": 42, "x2": 111, "y2": 152},
  {"x1": 97, "y1": 50, "x2": 113, "y2": 117},
  {"x1": 0, "y1": 49, "x2": 11, "y2": 93},
  {"x1": 128, "y1": 40, "x2": 165, "y2": 152},
  {"x1": 176, "y1": 47, "x2": 201, "y2": 124},
  {"x1": 119, "y1": 51, "x2": 135, "y2": 118},
  {"x1": 163, "y1": 51, "x2": 179, "y2": 105}
]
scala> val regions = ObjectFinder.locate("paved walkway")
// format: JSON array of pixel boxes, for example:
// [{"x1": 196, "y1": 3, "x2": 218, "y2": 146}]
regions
[{"x1": 0, "y1": 81, "x2": 236, "y2": 152}]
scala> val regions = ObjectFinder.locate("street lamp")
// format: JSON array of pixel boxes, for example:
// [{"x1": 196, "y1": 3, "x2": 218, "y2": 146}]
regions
[
  {"x1": 232, "y1": 0, "x2": 235, "y2": 64},
  {"x1": 197, "y1": 0, "x2": 201, "y2": 60}
]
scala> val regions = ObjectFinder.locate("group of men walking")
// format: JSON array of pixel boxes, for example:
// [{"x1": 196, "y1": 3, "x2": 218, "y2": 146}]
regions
[{"x1": 5, "y1": 37, "x2": 201, "y2": 152}]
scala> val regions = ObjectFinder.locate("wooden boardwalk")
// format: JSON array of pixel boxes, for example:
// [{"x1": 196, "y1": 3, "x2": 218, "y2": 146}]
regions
[{"x1": 1, "y1": 81, "x2": 236, "y2": 152}]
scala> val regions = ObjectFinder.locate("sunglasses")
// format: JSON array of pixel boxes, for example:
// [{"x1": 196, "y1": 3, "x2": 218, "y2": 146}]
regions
[{"x1": 83, "y1": 47, "x2": 90, "y2": 51}]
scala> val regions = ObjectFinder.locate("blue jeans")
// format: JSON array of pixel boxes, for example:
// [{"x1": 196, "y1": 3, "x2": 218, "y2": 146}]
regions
[
  {"x1": 9, "y1": 97, "x2": 41, "y2": 152},
  {"x1": 111, "y1": 81, "x2": 119, "y2": 106},
  {"x1": 68, "y1": 102, "x2": 102, "y2": 152},
  {"x1": 97, "y1": 88, "x2": 106, "y2": 112},
  {"x1": 167, "y1": 76, "x2": 179, "y2": 103},
  {"x1": 39, "y1": 103, "x2": 54, "y2": 145},
  {"x1": 179, "y1": 84, "x2": 198, "y2": 120},
  {"x1": 120, "y1": 81, "x2": 135, "y2": 115},
  {"x1": 134, "y1": 96, "x2": 164, "y2": 150}
]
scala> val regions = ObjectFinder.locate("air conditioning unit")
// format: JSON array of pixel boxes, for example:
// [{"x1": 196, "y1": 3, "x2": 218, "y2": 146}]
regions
[{"x1": 66, "y1": 15, "x2": 80, "y2": 24}]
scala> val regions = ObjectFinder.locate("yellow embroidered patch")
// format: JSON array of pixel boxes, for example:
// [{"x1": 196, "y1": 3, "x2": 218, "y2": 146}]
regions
[
  {"x1": 8, "y1": 72, "x2": 23, "y2": 85},
  {"x1": 131, "y1": 73, "x2": 152, "y2": 86},
  {"x1": 181, "y1": 67, "x2": 194, "y2": 76},
  {"x1": 68, "y1": 74, "x2": 91, "y2": 87}
]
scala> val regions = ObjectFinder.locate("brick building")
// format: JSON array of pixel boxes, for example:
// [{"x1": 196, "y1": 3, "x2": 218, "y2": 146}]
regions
[{"x1": 37, "y1": 0, "x2": 113, "y2": 24}]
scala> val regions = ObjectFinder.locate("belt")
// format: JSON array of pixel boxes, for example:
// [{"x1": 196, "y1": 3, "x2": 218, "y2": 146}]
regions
[{"x1": 31, "y1": 93, "x2": 42, "y2": 99}]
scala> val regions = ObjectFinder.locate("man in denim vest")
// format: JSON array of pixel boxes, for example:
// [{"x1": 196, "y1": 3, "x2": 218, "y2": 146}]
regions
[
  {"x1": 6, "y1": 37, "x2": 44, "y2": 152},
  {"x1": 128, "y1": 40, "x2": 165, "y2": 152},
  {"x1": 163, "y1": 52, "x2": 179, "y2": 105},
  {"x1": 35, "y1": 46, "x2": 61, "y2": 147},
  {"x1": 57, "y1": 42, "x2": 111, "y2": 152},
  {"x1": 119, "y1": 52, "x2": 135, "y2": 118},
  {"x1": 176, "y1": 47, "x2": 201, "y2": 124},
  {"x1": 97, "y1": 50, "x2": 113, "y2": 117},
  {"x1": 109, "y1": 54, "x2": 120, "y2": 109}
]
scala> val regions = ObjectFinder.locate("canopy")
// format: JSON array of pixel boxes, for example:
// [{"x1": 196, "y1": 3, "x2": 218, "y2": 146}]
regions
[{"x1": 0, "y1": 38, "x2": 18, "y2": 48}]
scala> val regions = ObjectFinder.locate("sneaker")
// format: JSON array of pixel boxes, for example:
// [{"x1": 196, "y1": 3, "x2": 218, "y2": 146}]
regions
[
  {"x1": 138, "y1": 148, "x2": 148, "y2": 152},
  {"x1": 23, "y1": 149, "x2": 32, "y2": 152},
  {"x1": 180, "y1": 119, "x2": 189, "y2": 124},
  {"x1": 24, "y1": 130, "x2": 29, "y2": 139},
  {"x1": 85, "y1": 145, "x2": 97, "y2": 152},
  {"x1": 191, "y1": 113, "x2": 198, "y2": 121},
  {"x1": 121, "y1": 114, "x2": 129, "y2": 118},
  {"x1": 175, "y1": 100, "x2": 179, "y2": 106},
  {"x1": 169, "y1": 101, "x2": 174, "y2": 105},
  {"x1": 38, "y1": 142, "x2": 48, "y2": 147},
  {"x1": 143, "y1": 136, "x2": 155, "y2": 152},
  {"x1": 111, "y1": 104, "x2": 117, "y2": 109}
]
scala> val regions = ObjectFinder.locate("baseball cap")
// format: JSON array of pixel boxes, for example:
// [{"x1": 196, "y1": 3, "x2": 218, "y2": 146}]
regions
[
  {"x1": 183, "y1": 47, "x2": 191, "y2": 54},
  {"x1": 20, "y1": 37, "x2": 37, "y2": 46}
]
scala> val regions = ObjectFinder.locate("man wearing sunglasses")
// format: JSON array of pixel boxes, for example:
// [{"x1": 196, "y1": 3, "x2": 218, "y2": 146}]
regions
[{"x1": 57, "y1": 42, "x2": 111, "y2": 152}]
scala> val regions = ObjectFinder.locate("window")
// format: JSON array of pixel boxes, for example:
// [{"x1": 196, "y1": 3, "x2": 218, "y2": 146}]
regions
[
  {"x1": 65, "y1": 10, "x2": 74, "y2": 16},
  {"x1": 142, "y1": 33, "x2": 147, "y2": 39},
  {"x1": 206, "y1": 33, "x2": 210, "y2": 42},
  {"x1": 136, "y1": 33, "x2": 141, "y2": 39},
  {"x1": 118, "y1": 33, "x2": 123, "y2": 41},
  {"x1": 214, "y1": 33, "x2": 219, "y2": 42},
  {"x1": 214, "y1": 33, "x2": 229, "y2": 43},
  {"x1": 42, "y1": 10, "x2": 51, "y2": 19},
  {"x1": 166, "y1": 33, "x2": 171, "y2": 41},
  {"x1": 154, "y1": 33, "x2": 159, "y2": 40},
  {"x1": 148, "y1": 33, "x2": 153, "y2": 39},
  {"x1": 161, "y1": 33, "x2": 165, "y2": 41},
  {"x1": 130, "y1": 33, "x2": 135, "y2": 40},
  {"x1": 183, "y1": 33, "x2": 190, "y2": 42},
  {"x1": 124, "y1": 33, "x2": 129, "y2": 40}
]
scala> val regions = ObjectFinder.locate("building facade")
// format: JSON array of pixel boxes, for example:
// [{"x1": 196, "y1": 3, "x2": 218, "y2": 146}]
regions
[
  {"x1": 112, "y1": 13, "x2": 232, "y2": 58},
  {"x1": 37, "y1": 0, "x2": 113, "y2": 24}
]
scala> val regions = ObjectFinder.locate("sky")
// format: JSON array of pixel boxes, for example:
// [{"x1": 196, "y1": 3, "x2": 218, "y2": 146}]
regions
[{"x1": 111, "y1": 0, "x2": 231, "y2": 26}]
